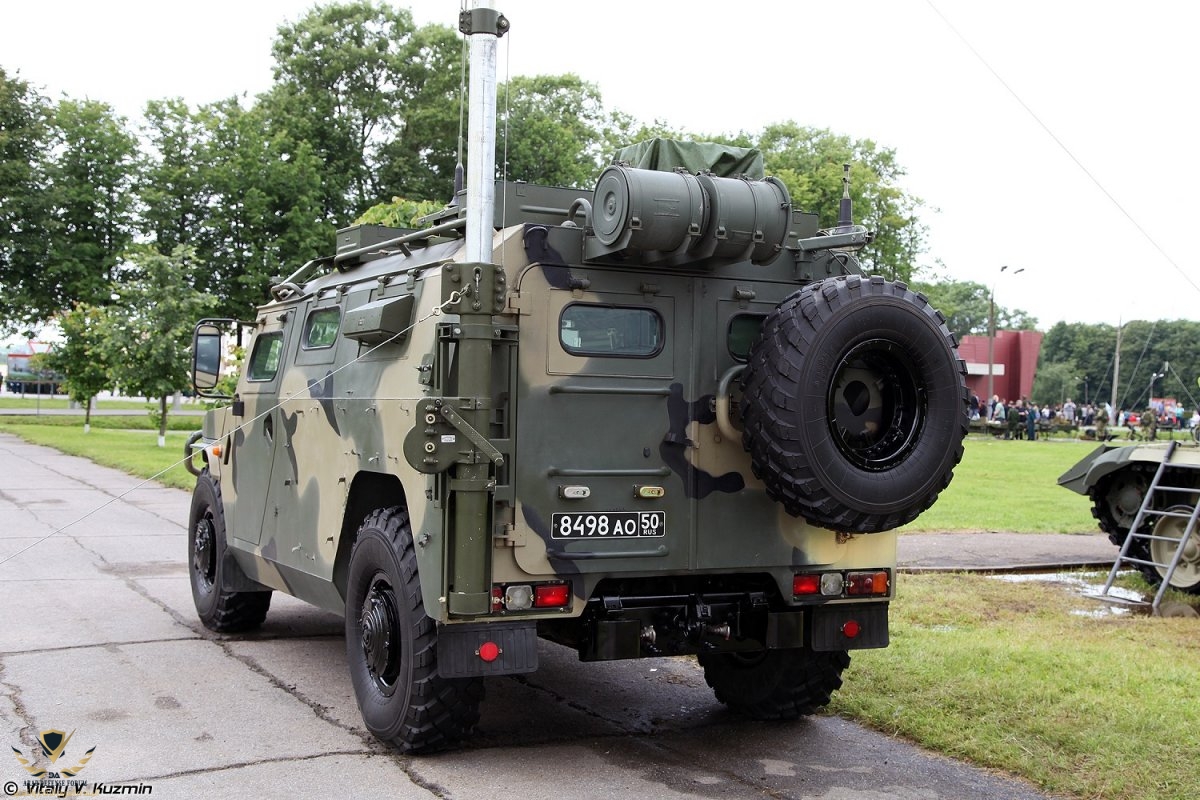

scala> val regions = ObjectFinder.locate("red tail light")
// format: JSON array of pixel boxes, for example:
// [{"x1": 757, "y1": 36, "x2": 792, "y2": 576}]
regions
[
  {"x1": 533, "y1": 583, "x2": 571, "y2": 608},
  {"x1": 793, "y1": 574, "x2": 820, "y2": 596}
]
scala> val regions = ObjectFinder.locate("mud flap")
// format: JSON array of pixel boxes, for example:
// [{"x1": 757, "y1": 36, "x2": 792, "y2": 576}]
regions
[
  {"x1": 810, "y1": 604, "x2": 888, "y2": 651},
  {"x1": 437, "y1": 621, "x2": 539, "y2": 678}
]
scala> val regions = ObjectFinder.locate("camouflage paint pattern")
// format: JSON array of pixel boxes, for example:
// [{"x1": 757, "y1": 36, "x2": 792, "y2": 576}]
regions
[{"x1": 198, "y1": 180, "x2": 898, "y2": 627}]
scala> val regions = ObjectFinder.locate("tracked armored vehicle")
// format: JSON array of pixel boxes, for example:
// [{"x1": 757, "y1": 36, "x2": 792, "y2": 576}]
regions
[
  {"x1": 1059, "y1": 441, "x2": 1200, "y2": 594},
  {"x1": 184, "y1": 6, "x2": 969, "y2": 752}
]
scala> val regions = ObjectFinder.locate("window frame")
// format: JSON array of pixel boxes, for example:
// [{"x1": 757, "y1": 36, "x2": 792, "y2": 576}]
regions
[
  {"x1": 727, "y1": 313, "x2": 767, "y2": 363},
  {"x1": 301, "y1": 306, "x2": 341, "y2": 351},
  {"x1": 558, "y1": 302, "x2": 665, "y2": 360},
  {"x1": 246, "y1": 331, "x2": 285, "y2": 382}
]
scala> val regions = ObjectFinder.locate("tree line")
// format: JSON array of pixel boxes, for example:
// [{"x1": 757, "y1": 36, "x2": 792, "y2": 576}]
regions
[{"x1": 1034, "y1": 319, "x2": 1200, "y2": 414}]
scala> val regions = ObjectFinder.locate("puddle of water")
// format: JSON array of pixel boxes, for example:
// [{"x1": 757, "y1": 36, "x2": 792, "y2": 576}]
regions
[{"x1": 988, "y1": 570, "x2": 1200, "y2": 617}]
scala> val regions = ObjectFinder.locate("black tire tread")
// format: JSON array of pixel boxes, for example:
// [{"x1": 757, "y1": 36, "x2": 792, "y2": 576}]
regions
[
  {"x1": 189, "y1": 471, "x2": 272, "y2": 633},
  {"x1": 700, "y1": 649, "x2": 850, "y2": 720},
  {"x1": 347, "y1": 507, "x2": 483, "y2": 753},
  {"x1": 741, "y1": 274, "x2": 968, "y2": 532}
]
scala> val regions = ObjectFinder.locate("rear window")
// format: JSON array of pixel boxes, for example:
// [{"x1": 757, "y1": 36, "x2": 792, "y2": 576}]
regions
[
  {"x1": 247, "y1": 332, "x2": 284, "y2": 381},
  {"x1": 728, "y1": 314, "x2": 765, "y2": 361},
  {"x1": 559, "y1": 304, "x2": 663, "y2": 358}
]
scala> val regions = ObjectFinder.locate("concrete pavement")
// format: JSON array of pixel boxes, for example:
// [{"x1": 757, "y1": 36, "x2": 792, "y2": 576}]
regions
[{"x1": 898, "y1": 530, "x2": 1116, "y2": 572}]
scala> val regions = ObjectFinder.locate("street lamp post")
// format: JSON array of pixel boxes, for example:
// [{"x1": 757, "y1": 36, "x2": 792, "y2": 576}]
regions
[{"x1": 986, "y1": 265, "x2": 1024, "y2": 411}]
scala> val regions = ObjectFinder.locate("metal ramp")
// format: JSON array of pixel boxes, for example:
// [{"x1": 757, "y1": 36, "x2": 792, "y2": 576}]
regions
[{"x1": 1100, "y1": 441, "x2": 1200, "y2": 613}]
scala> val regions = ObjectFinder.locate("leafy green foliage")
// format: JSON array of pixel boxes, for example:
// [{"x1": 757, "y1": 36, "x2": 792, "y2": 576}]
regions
[
  {"x1": 265, "y1": 2, "x2": 461, "y2": 219},
  {"x1": 104, "y1": 246, "x2": 216, "y2": 442},
  {"x1": 42, "y1": 99, "x2": 139, "y2": 314},
  {"x1": 355, "y1": 196, "x2": 445, "y2": 229},
  {"x1": 0, "y1": 68, "x2": 53, "y2": 333},
  {"x1": 139, "y1": 97, "x2": 327, "y2": 320},
  {"x1": 910, "y1": 276, "x2": 1036, "y2": 340},
  {"x1": 500, "y1": 74, "x2": 609, "y2": 188},
  {"x1": 758, "y1": 123, "x2": 923, "y2": 282},
  {"x1": 3, "y1": 1, "x2": 936, "y2": 331},
  {"x1": 1040, "y1": 319, "x2": 1200, "y2": 411},
  {"x1": 41, "y1": 304, "x2": 114, "y2": 427}
]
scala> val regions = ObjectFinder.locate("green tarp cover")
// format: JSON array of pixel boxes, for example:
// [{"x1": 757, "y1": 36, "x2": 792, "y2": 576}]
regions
[{"x1": 612, "y1": 138, "x2": 765, "y2": 180}]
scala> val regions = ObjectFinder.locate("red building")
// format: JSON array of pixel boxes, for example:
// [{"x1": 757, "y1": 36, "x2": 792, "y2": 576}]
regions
[{"x1": 956, "y1": 329, "x2": 1043, "y2": 404}]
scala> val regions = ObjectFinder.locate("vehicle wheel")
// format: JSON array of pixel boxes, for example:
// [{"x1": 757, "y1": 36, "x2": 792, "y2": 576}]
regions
[
  {"x1": 740, "y1": 275, "x2": 968, "y2": 532},
  {"x1": 345, "y1": 507, "x2": 483, "y2": 753},
  {"x1": 1089, "y1": 468, "x2": 1160, "y2": 585},
  {"x1": 699, "y1": 648, "x2": 850, "y2": 719},
  {"x1": 1149, "y1": 505, "x2": 1200, "y2": 594},
  {"x1": 188, "y1": 471, "x2": 272, "y2": 632}
]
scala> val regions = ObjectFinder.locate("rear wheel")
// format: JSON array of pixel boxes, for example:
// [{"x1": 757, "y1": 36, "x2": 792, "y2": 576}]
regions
[
  {"x1": 344, "y1": 507, "x2": 483, "y2": 753},
  {"x1": 188, "y1": 471, "x2": 271, "y2": 632},
  {"x1": 699, "y1": 648, "x2": 849, "y2": 719}
]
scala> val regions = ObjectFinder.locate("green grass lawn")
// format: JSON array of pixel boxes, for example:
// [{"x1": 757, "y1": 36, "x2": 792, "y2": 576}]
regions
[
  {"x1": 0, "y1": 422, "x2": 198, "y2": 490},
  {"x1": 899, "y1": 437, "x2": 1102, "y2": 533}
]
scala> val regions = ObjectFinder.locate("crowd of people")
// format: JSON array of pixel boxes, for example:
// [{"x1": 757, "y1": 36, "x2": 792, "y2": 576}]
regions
[{"x1": 967, "y1": 393, "x2": 1200, "y2": 441}]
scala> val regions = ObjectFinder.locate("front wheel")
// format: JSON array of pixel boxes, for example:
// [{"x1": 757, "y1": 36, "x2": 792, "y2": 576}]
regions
[
  {"x1": 699, "y1": 648, "x2": 850, "y2": 720},
  {"x1": 344, "y1": 507, "x2": 483, "y2": 753},
  {"x1": 188, "y1": 471, "x2": 271, "y2": 632}
]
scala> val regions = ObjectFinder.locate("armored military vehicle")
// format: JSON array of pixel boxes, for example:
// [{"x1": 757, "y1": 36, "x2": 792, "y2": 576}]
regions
[
  {"x1": 184, "y1": 5, "x2": 968, "y2": 752},
  {"x1": 1059, "y1": 441, "x2": 1200, "y2": 594}
]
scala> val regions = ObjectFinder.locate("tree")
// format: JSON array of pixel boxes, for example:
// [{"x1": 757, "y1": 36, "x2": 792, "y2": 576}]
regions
[
  {"x1": 1031, "y1": 360, "x2": 1078, "y2": 408},
  {"x1": 751, "y1": 123, "x2": 926, "y2": 283},
  {"x1": 105, "y1": 246, "x2": 216, "y2": 446},
  {"x1": 374, "y1": 21, "x2": 463, "y2": 203},
  {"x1": 41, "y1": 99, "x2": 140, "y2": 316},
  {"x1": 1039, "y1": 320, "x2": 1200, "y2": 412},
  {"x1": 0, "y1": 68, "x2": 53, "y2": 332},
  {"x1": 138, "y1": 96, "x2": 326, "y2": 320},
  {"x1": 197, "y1": 97, "x2": 326, "y2": 319},
  {"x1": 910, "y1": 277, "x2": 1037, "y2": 341},
  {"x1": 265, "y1": 2, "x2": 459, "y2": 222},
  {"x1": 140, "y1": 98, "x2": 210, "y2": 254},
  {"x1": 42, "y1": 303, "x2": 114, "y2": 432},
  {"x1": 499, "y1": 74, "x2": 609, "y2": 188}
]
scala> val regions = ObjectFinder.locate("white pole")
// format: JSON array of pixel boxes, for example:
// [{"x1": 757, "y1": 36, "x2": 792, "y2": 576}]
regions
[{"x1": 465, "y1": 0, "x2": 499, "y2": 265}]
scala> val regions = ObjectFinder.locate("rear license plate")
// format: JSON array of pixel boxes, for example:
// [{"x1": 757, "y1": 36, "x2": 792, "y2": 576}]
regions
[{"x1": 551, "y1": 511, "x2": 666, "y2": 540}]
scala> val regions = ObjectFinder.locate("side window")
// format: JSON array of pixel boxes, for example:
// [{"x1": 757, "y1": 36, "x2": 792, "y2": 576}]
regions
[
  {"x1": 247, "y1": 332, "x2": 284, "y2": 382},
  {"x1": 303, "y1": 307, "x2": 340, "y2": 350},
  {"x1": 728, "y1": 314, "x2": 766, "y2": 362},
  {"x1": 559, "y1": 304, "x2": 663, "y2": 358}
]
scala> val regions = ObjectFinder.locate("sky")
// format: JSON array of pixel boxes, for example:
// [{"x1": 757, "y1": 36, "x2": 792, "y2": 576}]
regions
[{"x1": 2, "y1": 0, "x2": 1198, "y2": 331}]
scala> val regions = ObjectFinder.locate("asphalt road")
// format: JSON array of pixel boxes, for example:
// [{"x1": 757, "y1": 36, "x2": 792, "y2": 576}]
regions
[{"x1": 0, "y1": 432, "x2": 1058, "y2": 799}]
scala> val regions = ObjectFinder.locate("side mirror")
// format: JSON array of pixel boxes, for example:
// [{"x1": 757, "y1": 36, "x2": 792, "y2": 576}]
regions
[{"x1": 192, "y1": 319, "x2": 233, "y2": 398}]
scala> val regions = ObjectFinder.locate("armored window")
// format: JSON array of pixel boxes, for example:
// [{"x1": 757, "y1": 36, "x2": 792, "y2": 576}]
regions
[
  {"x1": 728, "y1": 314, "x2": 766, "y2": 362},
  {"x1": 247, "y1": 332, "x2": 284, "y2": 382},
  {"x1": 303, "y1": 307, "x2": 341, "y2": 350},
  {"x1": 559, "y1": 304, "x2": 663, "y2": 358}
]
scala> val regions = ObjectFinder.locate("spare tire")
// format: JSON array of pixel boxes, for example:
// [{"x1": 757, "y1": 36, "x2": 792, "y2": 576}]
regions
[{"x1": 741, "y1": 275, "x2": 968, "y2": 533}]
